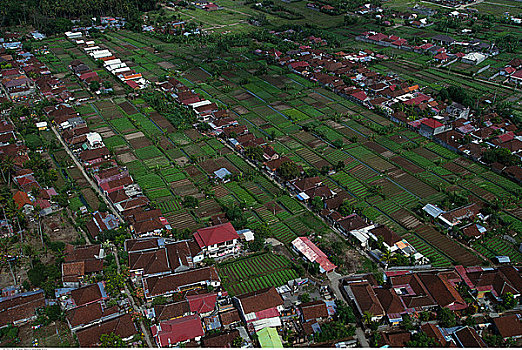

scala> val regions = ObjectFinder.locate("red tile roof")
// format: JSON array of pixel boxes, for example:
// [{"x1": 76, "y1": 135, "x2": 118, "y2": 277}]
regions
[
  {"x1": 235, "y1": 287, "x2": 283, "y2": 315},
  {"x1": 151, "y1": 315, "x2": 204, "y2": 346},
  {"x1": 193, "y1": 222, "x2": 239, "y2": 248},
  {"x1": 187, "y1": 292, "x2": 217, "y2": 314},
  {"x1": 13, "y1": 191, "x2": 32, "y2": 209},
  {"x1": 421, "y1": 118, "x2": 443, "y2": 129},
  {"x1": 493, "y1": 314, "x2": 522, "y2": 339},
  {"x1": 76, "y1": 313, "x2": 137, "y2": 347}
]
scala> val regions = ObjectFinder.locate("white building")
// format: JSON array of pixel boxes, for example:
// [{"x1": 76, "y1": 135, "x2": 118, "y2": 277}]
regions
[{"x1": 461, "y1": 52, "x2": 487, "y2": 65}]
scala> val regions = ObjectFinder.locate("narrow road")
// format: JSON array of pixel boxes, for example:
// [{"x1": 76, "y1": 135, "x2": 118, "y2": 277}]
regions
[
  {"x1": 327, "y1": 272, "x2": 370, "y2": 347},
  {"x1": 50, "y1": 125, "x2": 124, "y2": 223},
  {"x1": 112, "y1": 246, "x2": 154, "y2": 348}
]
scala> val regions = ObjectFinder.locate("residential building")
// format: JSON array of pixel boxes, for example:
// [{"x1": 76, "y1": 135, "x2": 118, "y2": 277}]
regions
[
  {"x1": 233, "y1": 287, "x2": 284, "y2": 331},
  {"x1": 151, "y1": 314, "x2": 204, "y2": 347},
  {"x1": 291, "y1": 237, "x2": 336, "y2": 273},
  {"x1": 0, "y1": 290, "x2": 45, "y2": 327},
  {"x1": 193, "y1": 222, "x2": 240, "y2": 259},
  {"x1": 143, "y1": 267, "x2": 220, "y2": 299}
]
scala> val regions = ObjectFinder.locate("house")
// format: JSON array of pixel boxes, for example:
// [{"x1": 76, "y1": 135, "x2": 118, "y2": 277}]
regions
[
  {"x1": 461, "y1": 223, "x2": 486, "y2": 239},
  {"x1": 143, "y1": 267, "x2": 220, "y2": 299},
  {"x1": 421, "y1": 323, "x2": 456, "y2": 346},
  {"x1": 128, "y1": 209, "x2": 166, "y2": 236},
  {"x1": 456, "y1": 265, "x2": 522, "y2": 301},
  {"x1": 345, "y1": 280, "x2": 385, "y2": 322},
  {"x1": 432, "y1": 34, "x2": 456, "y2": 46},
  {"x1": 493, "y1": 314, "x2": 522, "y2": 340},
  {"x1": 219, "y1": 309, "x2": 241, "y2": 329},
  {"x1": 299, "y1": 300, "x2": 329, "y2": 323},
  {"x1": 0, "y1": 289, "x2": 45, "y2": 327},
  {"x1": 337, "y1": 214, "x2": 372, "y2": 236},
  {"x1": 151, "y1": 314, "x2": 204, "y2": 347},
  {"x1": 233, "y1": 287, "x2": 284, "y2": 331},
  {"x1": 62, "y1": 254, "x2": 104, "y2": 288},
  {"x1": 446, "y1": 102, "x2": 470, "y2": 119},
  {"x1": 67, "y1": 282, "x2": 108, "y2": 309},
  {"x1": 419, "y1": 118, "x2": 446, "y2": 137},
  {"x1": 187, "y1": 292, "x2": 218, "y2": 317},
  {"x1": 388, "y1": 273, "x2": 437, "y2": 312},
  {"x1": 338, "y1": 214, "x2": 376, "y2": 247},
  {"x1": 214, "y1": 167, "x2": 232, "y2": 182},
  {"x1": 439, "y1": 203, "x2": 481, "y2": 227},
  {"x1": 291, "y1": 176, "x2": 322, "y2": 194},
  {"x1": 417, "y1": 272, "x2": 467, "y2": 311},
  {"x1": 151, "y1": 300, "x2": 191, "y2": 321},
  {"x1": 12, "y1": 191, "x2": 32, "y2": 214},
  {"x1": 379, "y1": 331, "x2": 411, "y2": 347},
  {"x1": 374, "y1": 288, "x2": 407, "y2": 325},
  {"x1": 193, "y1": 222, "x2": 240, "y2": 259},
  {"x1": 128, "y1": 248, "x2": 171, "y2": 279},
  {"x1": 75, "y1": 313, "x2": 137, "y2": 347},
  {"x1": 66, "y1": 302, "x2": 119, "y2": 331},
  {"x1": 257, "y1": 327, "x2": 283, "y2": 348},
  {"x1": 291, "y1": 237, "x2": 336, "y2": 273},
  {"x1": 369, "y1": 226, "x2": 402, "y2": 252},
  {"x1": 202, "y1": 329, "x2": 240, "y2": 348},
  {"x1": 85, "y1": 211, "x2": 120, "y2": 240},
  {"x1": 452, "y1": 326, "x2": 487, "y2": 348},
  {"x1": 166, "y1": 240, "x2": 204, "y2": 271},
  {"x1": 461, "y1": 52, "x2": 487, "y2": 65},
  {"x1": 78, "y1": 147, "x2": 110, "y2": 166}
]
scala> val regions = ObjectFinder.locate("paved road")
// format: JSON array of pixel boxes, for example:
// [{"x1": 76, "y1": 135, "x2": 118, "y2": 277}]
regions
[
  {"x1": 327, "y1": 272, "x2": 370, "y2": 347},
  {"x1": 112, "y1": 246, "x2": 154, "y2": 347},
  {"x1": 50, "y1": 125, "x2": 124, "y2": 223}
]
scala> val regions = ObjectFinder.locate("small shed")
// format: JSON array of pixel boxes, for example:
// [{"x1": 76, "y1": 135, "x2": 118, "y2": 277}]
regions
[{"x1": 214, "y1": 168, "x2": 232, "y2": 182}]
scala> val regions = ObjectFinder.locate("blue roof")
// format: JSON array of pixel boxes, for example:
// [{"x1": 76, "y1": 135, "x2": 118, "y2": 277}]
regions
[
  {"x1": 311, "y1": 322, "x2": 322, "y2": 333},
  {"x1": 214, "y1": 167, "x2": 232, "y2": 180},
  {"x1": 98, "y1": 282, "x2": 108, "y2": 299},
  {"x1": 496, "y1": 256, "x2": 510, "y2": 263},
  {"x1": 422, "y1": 203, "x2": 444, "y2": 218}
]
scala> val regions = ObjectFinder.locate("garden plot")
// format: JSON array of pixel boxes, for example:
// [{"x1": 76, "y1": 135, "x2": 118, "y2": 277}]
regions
[
  {"x1": 218, "y1": 253, "x2": 299, "y2": 295},
  {"x1": 129, "y1": 136, "x2": 153, "y2": 149},
  {"x1": 166, "y1": 211, "x2": 199, "y2": 231},
  {"x1": 94, "y1": 126, "x2": 115, "y2": 139},
  {"x1": 199, "y1": 157, "x2": 239, "y2": 175},
  {"x1": 474, "y1": 238, "x2": 522, "y2": 263},
  {"x1": 118, "y1": 101, "x2": 139, "y2": 115},
  {"x1": 195, "y1": 199, "x2": 222, "y2": 218},
  {"x1": 117, "y1": 152, "x2": 138, "y2": 164},
  {"x1": 390, "y1": 156, "x2": 424, "y2": 174},
  {"x1": 110, "y1": 117, "x2": 137, "y2": 134},
  {"x1": 415, "y1": 225, "x2": 482, "y2": 266},
  {"x1": 150, "y1": 114, "x2": 176, "y2": 133},
  {"x1": 388, "y1": 169, "x2": 437, "y2": 199},
  {"x1": 403, "y1": 233, "x2": 452, "y2": 268},
  {"x1": 170, "y1": 179, "x2": 200, "y2": 197}
]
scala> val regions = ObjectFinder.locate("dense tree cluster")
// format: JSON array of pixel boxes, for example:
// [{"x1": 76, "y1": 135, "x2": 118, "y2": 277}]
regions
[{"x1": 1, "y1": 0, "x2": 158, "y2": 33}]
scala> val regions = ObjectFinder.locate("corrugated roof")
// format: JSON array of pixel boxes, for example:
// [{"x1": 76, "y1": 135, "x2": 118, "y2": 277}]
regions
[{"x1": 291, "y1": 237, "x2": 336, "y2": 273}]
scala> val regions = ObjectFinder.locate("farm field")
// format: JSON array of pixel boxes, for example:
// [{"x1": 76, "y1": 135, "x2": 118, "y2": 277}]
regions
[
  {"x1": 119, "y1": 30, "x2": 520, "y2": 262},
  {"x1": 42, "y1": 28, "x2": 522, "y2": 271},
  {"x1": 218, "y1": 252, "x2": 299, "y2": 295}
]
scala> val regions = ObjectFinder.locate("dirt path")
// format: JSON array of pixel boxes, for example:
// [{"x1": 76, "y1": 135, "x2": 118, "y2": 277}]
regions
[
  {"x1": 112, "y1": 246, "x2": 154, "y2": 347},
  {"x1": 50, "y1": 125, "x2": 124, "y2": 223}
]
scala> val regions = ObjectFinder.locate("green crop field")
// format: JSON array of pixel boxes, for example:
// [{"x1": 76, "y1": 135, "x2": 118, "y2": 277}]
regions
[{"x1": 218, "y1": 252, "x2": 299, "y2": 295}]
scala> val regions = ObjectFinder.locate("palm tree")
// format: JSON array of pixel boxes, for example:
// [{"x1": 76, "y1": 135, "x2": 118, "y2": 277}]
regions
[
  {"x1": 382, "y1": 249, "x2": 392, "y2": 268},
  {"x1": 363, "y1": 311, "x2": 374, "y2": 325},
  {"x1": 33, "y1": 205, "x2": 45, "y2": 250},
  {"x1": 0, "y1": 156, "x2": 15, "y2": 186}
]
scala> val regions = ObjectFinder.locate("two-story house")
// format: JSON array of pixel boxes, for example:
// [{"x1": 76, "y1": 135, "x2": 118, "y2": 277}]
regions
[{"x1": 193, "y1": 222, "x2": 240, "y2": 259}]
